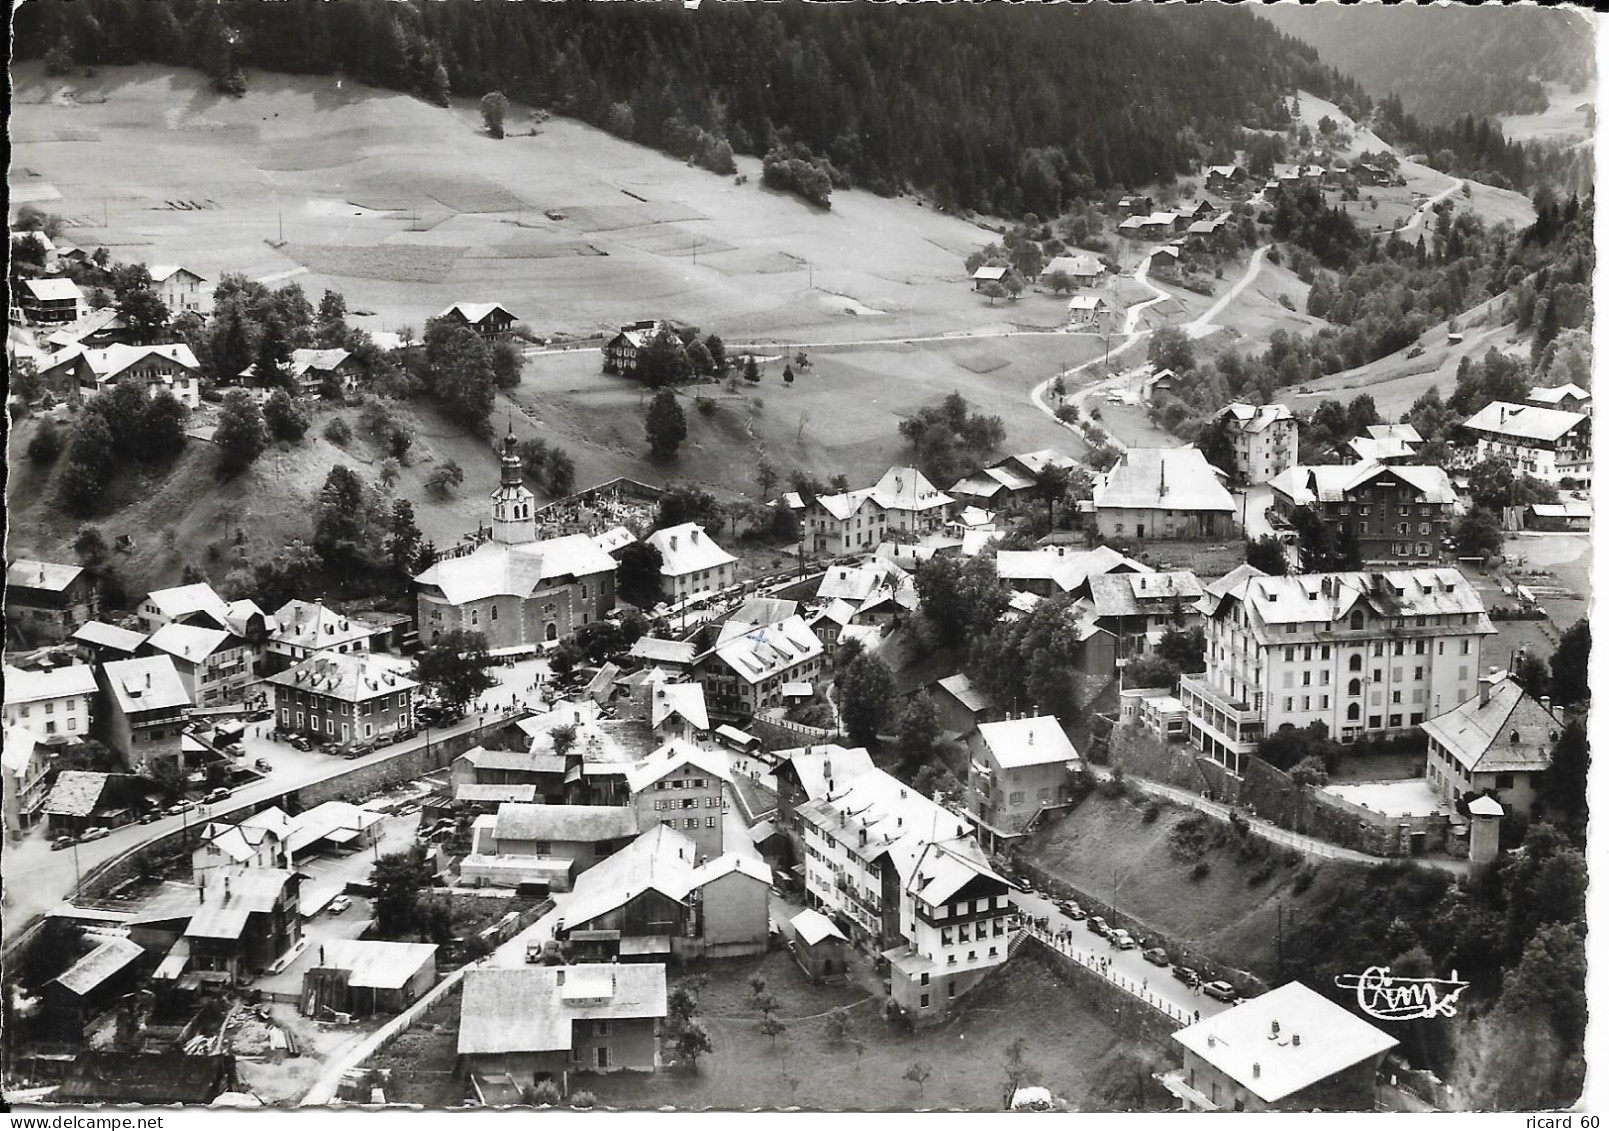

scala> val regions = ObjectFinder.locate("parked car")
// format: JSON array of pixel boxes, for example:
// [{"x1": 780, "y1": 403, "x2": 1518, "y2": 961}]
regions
[
  {"x1": 1110, "y1": 929, "x2": 1137, "y2": 950},
  {"x1": 247, "y1": 709, "x2": 272, "y2": 722},
  {"x1": 290, "y1": 736, "x2": 313, "y2": 752},
  {"x1": 204, "y1": 787, "x2": 232, "y2": 805},
  {"x1": 80, "y1": 826, "x2": 110, "y2": 843},
  {"x1": 1058, "y1": 900, "x2": 1086, "y2": 921},
  {"x1": 166, "y1": 801, "x2": 197, "y2": 816},
  {"x1": 255, "y1": 758, "x2": 273, "y2": 773},
  {"x1": 1143, "y1": 947, "x2": 1170, "y2": 967},
  {"x1": 52, "y1": 835, "x2": 78, "y2": 851},
  {"x1": 1203, "y1": 980, "x2": 1240, "y2": 1003},
  {"x1": 344, "y1": 741, "x2": 375, "y2": 760},
  {"x1": 1087, "y1": 915, "x2": 1110, "y2": 937},
  {"x1": 1173, "y1": 966, "x2": 1203, "y2": 989},
  {"x1": 328, "y1": 895, "x2": 353, "y2": 915},
  {"x1": 224, "y1": 743, "x2": 245, "y2": 757},
  {"x1": 138, "y1": 811, "x2": 159, "y2": 825}
]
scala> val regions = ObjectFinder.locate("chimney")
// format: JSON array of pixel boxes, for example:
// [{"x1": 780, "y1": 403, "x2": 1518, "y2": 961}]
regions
[
  {"x1": 146, "y1": 671, "x2": 152, "y2": 689},
  {"x1": 1159, "y1": 459, "x2": 1167, "y2": 497},
  {"x1": 1270, "y1": 1020, "x2": 1280, "y2": 1038},
  {"x1": 669, "y1": 535, "x2": 678, "y2": 551},
  {"x1": 1478, "y1": 672, "x2": 1496, "y2": 707},
  {"x1": 1292, "y1": 1033, "x2": 1301, "y2": 1047},
  {"x1": 691, "y1": 530, "x2": 699, "y2": 543},
  {"x1": 556, "y1": 969, "x2": 565, "y2": 986},
  {"x1": 1253, "y1": 1063, "x2": 1261, "y2": 1080}
]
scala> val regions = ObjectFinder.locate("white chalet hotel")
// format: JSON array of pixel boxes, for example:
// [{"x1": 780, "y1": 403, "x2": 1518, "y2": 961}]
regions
[{"x1": 1182, "y1": 567, "x2": 1493, "y2": 768}]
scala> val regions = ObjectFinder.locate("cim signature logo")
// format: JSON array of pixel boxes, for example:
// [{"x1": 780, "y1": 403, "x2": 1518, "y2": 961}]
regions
[{"x1": 1334, "y1": 966, "x2": 1471, "y2": 1022}]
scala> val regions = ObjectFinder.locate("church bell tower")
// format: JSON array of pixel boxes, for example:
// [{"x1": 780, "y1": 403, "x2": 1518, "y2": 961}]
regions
[{"x1": 490, "y1": 425, "x2": 537, "y2": 545}]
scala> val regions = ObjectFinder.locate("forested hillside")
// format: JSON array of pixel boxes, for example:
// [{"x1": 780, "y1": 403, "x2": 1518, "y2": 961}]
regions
[
  {"x1": 1261, "y1": 5, "x2": 1594, "y2": 124},
  {"x1": 13, "y1": 0, "x2": 1366, "y2": 215}
]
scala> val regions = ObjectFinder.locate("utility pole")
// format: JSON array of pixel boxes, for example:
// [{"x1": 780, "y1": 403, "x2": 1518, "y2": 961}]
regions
[{"x1": 1111, "y1": 866, "x2": 1121, "y2": 915}]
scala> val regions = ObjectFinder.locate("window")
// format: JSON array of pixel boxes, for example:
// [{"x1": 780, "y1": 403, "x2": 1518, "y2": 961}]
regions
[
  {"x1": 1302, "y1": 671, "x2": 1311, "y2": 686},
  {"x1": 1283, "y1": 697, "x2": 1293, "y2": 712},
  {"x1": 920, "y1": 972, "x2": 929, "y2": 986},
  {"x1": 1321, "y1": 695, "x2": 1330, "y2": 709},
  {"x1": 1369, "y1": 715, "x2": 1382, "y2": 728},
  {"x1": 596, "y1": 1047, "x2": 611, "y2": 1070},
  {"x1": 1394, "y1": 642, "x2": 1405, "y2": 656},
  {"x1": 1461, "y1": 640, "x2": 1471, "y2": 655},
  {"x1": 1301, "y1": 695, "x2": 1310, "y2": 711},
  {"x1": 685, "y1": 818, "x2": 698, "y2": 829},
  {"x1": 706, "y1": 816, "x2": 717, "y2": 828},
  {"x1": 1284, "y1": 647, "x2": 1295, "y2": 662},
  {"x1": 1348, "y1": 678, "x2": 1362, "y2": 696},
  {"x1": 1347, "y1": 703, "x2": 1361, "y2": 721},
  {"x1": 1496, "y1": 773, "x2": 1515, "y2": 789},
  {"x1": 1349, "y1": 653, "x2": 1363, "y2": 671},
  {"x1": 920, "y1": 994, "x2": 930, "y2": 1008},
  {"x1": 1392, "y1": 690, "x2": 1402, "y2": 704},
  {"x1": 596, "y1": 1020, "x2": 612, "y2": 1036},
  {"x1": 1414, "y1": 667, "x2": 1424, "y2": 680},
  {"x1": 1389, "y1": 714, "x2": 1403, "y2": 728}
]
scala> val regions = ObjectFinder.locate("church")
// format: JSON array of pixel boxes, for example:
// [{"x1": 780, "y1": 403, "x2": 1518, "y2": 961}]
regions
[{"x1": 412, "y1": 431, "x2": 617, "y2": 649}]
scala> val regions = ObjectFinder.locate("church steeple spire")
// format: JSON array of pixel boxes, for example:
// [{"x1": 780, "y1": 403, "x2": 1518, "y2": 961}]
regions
[{"x1": 489, "y1": 418, "x2": 537, "y2": 545}]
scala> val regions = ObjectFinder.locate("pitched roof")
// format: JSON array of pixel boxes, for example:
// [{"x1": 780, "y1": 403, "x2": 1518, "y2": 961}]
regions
[
  {"x1": 995, "y1": 545, "x2": 1148, "y2": 593},
  {"x1": 1420, "y1": 674, "x2": 1560, "y2": 775},
  {"x1": 797, "y1": 766, "x2": 974, "y2": 866},
  {"x1": 265, "y1": 651, "x2": 417, "y2": 703},
  {"x1": 493, "y1": 803, "x2": 642, "y2": 844},
  {"x1": 1527, "y1": 383, "x2": 1591, "y2": 406},
  {"x1": 457, "y1": 965, "x2": 667, "y2": 1055},
  {"x1": 283, "y1": 801, "x2": 382, "y2": 855},
  {"x1": 1213, "y1": 569, "x2": 1492, "y2": 639},
  {"x1": 412, "y1": 536, "x2": 615, "y2": 604},
  {"x1": 318, "y1": 939, "x2": 437, "y2": 989},
  {"x1": 440, "y1": 302, "x2": 516, "y2": 325},
  {"x1": 22, "y1": 277, "x2": 83, "y2": 301},
  {"x1": 1365, "y1": 423, "x2": 1423, "y2": 444},
  {"x1": 1346, "y1": 436, "x2": 1418, "y2": 463},
  {"x1": 148, "y1": 264, "x2": 207, "y2": 284},
  {"x1": 54, "y1": 936, "x2": 146, "y2": 996},
  {"x1": 145, "y1": 622, "x2": 237, "y2": 664},
  {"x1": 103, "y1": 655, "x2": 193, "y2": 713},
  {"x1": 1172, "y1": 982, "x2": 1396, "y2": 1104},
  {"x1": 871, "y1": 466, "x2": 952, "y2": 513},
  {"x1": 7, "y1": 558, "x2": 83, "y2": 593},
  {"x1": 3, "y1": 662, "x2": 98, "y2": 706},
  {"x1": 271, "y1": 600, "x2": 376, "y2": 650},
  {"x1": 1219, "y1": 402, "x2": 1294, "y2": 433},
  {"x1": 1462, "y1": 401, "x2": 1587, "y2": 443},
  {"x1": 646, "y1": 523, "x2": 738, "y2": 578},
  {"x1": 144, "y1": 582, "x2": 229, "y2": 621},
  {"x1": 811, "y1": 486, "x2": 878, "y2": 522},
  {"x1": 1042, "y1": 254, "x2": 1104, "y2": 277},
  {"x1": 906, "y1": 837, "x2": 1007, "y2": 904},
  {"x1": 626, "y1": 738, "x2": 732, "y2": 794},
  {"x1": 454, "y1": 782, "x2": 539, "y2": 804},
  {"x1": 973, "y1": 715, "x2": 1080, "y2": 770},
  {"x1": 729, "y1": 597, "x2": 799, "y2": 628},
  {"x1": 650, "y1": 682, "x2": 710, "y2": 733},
  {"x1": 817, "y1": 560, "x2": 908, "y2": 604},
  {"x1": 709, "y1": 616, "x2": 824, "y2": 685},
  {"x1": 1086, "y1": 570, "x2": 1204, "y2": 618},
  {"x1": 1094, "y1": 447, "x2": 1235, "y2": 513},
  {"x1": 1272, "y1": 461, "x2": 1453, "y2": 508},
  {"x1": 458, "y1": 746, "x2": 568, "y2": 775},
  {"x1": 934, "y1": 673, "x2": 995, "y2": 715},
  {"x1": 591, "y1": 525, "x2": 638, "y2": 555},
  {"x1": 791, "y1": 907, "x2": 847, "y2": 946},
  {"x1": 628, "y1": 637, "x2": 698, "y2": 666},
  {"x1": 775, "y1": 744, "x2": 876, "y2": 802},
  {"x1": 3, "y1": 725, "x2": 39, "y2": 776},
  {"x1": 185, "y1": 868, "x2": 297, "y2": 940},
  {"x1": 971, "y1": 265, "x2": 1008, "y2": 281},
  {"x1": 71, "y1": 621, "x2": 147, "y2": 653},
  {"x1": 62, "y1": 343, "x2": 200, "y2": 383}
]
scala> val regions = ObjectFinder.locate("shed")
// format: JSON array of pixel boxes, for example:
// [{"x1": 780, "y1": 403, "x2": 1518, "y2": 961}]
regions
[{"x1": 790, "y1": 908, "x2": 849, "y2": 982}]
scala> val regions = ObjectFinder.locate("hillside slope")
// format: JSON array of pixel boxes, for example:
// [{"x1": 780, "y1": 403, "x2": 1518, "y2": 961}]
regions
[{"x1": 1261, "y1": 5, "x2": 1594, "y2": 124}]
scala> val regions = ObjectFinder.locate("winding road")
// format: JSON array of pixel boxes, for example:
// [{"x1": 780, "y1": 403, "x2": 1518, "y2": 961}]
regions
[{"x1": 1184, "y1": 243, "x2": 1271, "y2": 340}]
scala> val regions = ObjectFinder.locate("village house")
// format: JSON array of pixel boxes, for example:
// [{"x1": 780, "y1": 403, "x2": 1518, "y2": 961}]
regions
[
  {"x1": 994, "y1": 544, "x2": 1147, "y2": 598},
  {"x1": 558, "y1": 824, "x2": 772, "y2": 961},
  {"x1": 1205, "y1": 165, "x2": 1248, "y2": 194},
  {"x1": 4, "y1": 661, "x2": 98, "y2": 746},
  {"x1": 797, "y1": 765, "x2": 975, "y2": 951},
  {"x1": 456, "y1": 965, "x2": 667, "y2": 1096},
  {"x1": 626, "y1": 636, "x2": 698, "y2": 674},
  {"x1": 1526, "y1": 382, "x2": 1591, "y2": 415},
  {"x1": 1215, "y1": 403, "x2": 1298, "y2": 484},
  {"x1": 790, "y1": 907, "x2": 850, "y2": 982},
  {"x1": 240, "y1": 347, "x2": 358, "y2": 394},
  {"x1": 647, "y1": 680, "x2": 710, "y2": 746},
  {"x1": 267, "y1": 651, "x2": 417, "y2": 747},
  {"x1": 438, "y1": 301, "x2": 517, "y2": 339},
  {"x1": 137, "y1": 581, "x2": 231, "y2": 635},
  {"x1": 1268, "y1": 461, "x2": 1457, "y2": 565},
  {"x1": 884, "y1": 837, "x2": 1017, "y2": 1021},
  {"x1": 97, "y1": 655, "x2": 192, "y2": 777},
  {"x1": 266, "y1": 599, "x2": 371, "y2": 672},
  {"x1": 1118, "y1": 194, "x2": 1154, "y2": 216},
  {"x1": 1181, "y1": 568, "x2": 1494, "y2": 771},
  {"x1": 414, "y1": 433, "x2": 617, "y2": 647},
  {"x1": 946, "y1": 463, "x2": 1036, "y2": 509},
  {"x1": 694, "y1": 615, "x2": 824, "y2": 718},
  {"x1": 1142, "y1": 368, "x2": 1179, "y2": 402},
  {"x1": 184, "y1": 866, "x2": 302, "y2": 987},
  {"x1": 40, "y1": 342, "x2": 202, "y2": 408},
  {"x1": 452, "y1": 746, "x2": 569, "y2": 803},
  {"x1": 41, "y1": 770, "x2": 134, "y2": 835},
  {"x1": 301, "y1": 940, "x2": 438, "y2": 1018},
  {"x1": 870, "y1": 466, "x2": 954, "y2": 539},
  {"x1": 927, "y1": 674, "x2": 1002, "y2": 739},
  {"x1": 1461, "y1": 401, "x2": 1592, "y2": 487},
  {"x1": 1065, "y1": 294, "x2": 1112, "y2": 331},
  {"x1": 1093, "y1": 447, "x2": 1237, "y2": 540},
  {"x1": 192, "y1": 816, "x2": 288, "y2": 885},
  {"x1": 18, "y1": 277, "x2": 83, "y2": 324},
  {"x1": 771, "y1": 743, "x2": 876, "y2": 873},
  {"x1": 469, "y1": 803, "x2": 642, "y2": 888},
  {"x1": 644, "y1": 523, "x2": 738, "y2": 603},
  {"x1": 6, "y1": 558, "x2": 98, "y2": 642},
  {"x1": 964, "y1": 715, "x2": 1080, "y2": 848},
  {"x1": 11, "y1": 228, "x2": 60, "y2": 272},
  {"x1": 970, "y1": 265, "x2": 1008, "y2": 291},
  {"x1": 1085, "y1": 569, "x2": 1205, "y2": 662},
  {"x1": 1164, "y1": 982, "x2": 1396, "y2": 1112},
  {"x1": 602, "y1": 320, "x2": 665, "y2": 376},
  {"x1": 1422, "y1": 669, "x2": 1561, "y2": 815},
  {"x1": 140, "y1": 622, "x2": 254, "y2": 707},
  {"x1": 71, "y1": 621, "x2": 147, "y2": 666},
  {"x1": 1041, "y1": 254, "x2": 1106, "y2": 288},
  {"x1": 3, "y1": 725, "x2": 53, "y2": 837},
  {"x1": 627, "y1": 739, "x2": 732, "y2": 860},
  {"x1": 1525, "y1": 501, "x2": 1592, "y2": 531},
  {"x1": 45, "y1": 936, "x2": 151, "y2": 1040},
  {"x1": 147, "y1": 265, "x2": 211, "y2": 316},
  {"x1": 43, "y1": 306, "x2": 134, "y2": 353}
]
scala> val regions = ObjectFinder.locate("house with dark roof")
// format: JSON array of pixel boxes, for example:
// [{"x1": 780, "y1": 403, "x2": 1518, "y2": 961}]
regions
[
  {"x1": 56, "y1": 1053, "x2": 239, "y2": 1105},
  {"x1": 457, "y1": 965, "x2": 667, "y2": 1092},
  {"x1": 1085, "y1": 569, "x2": 1206, "y2": 663},
  {"x1": 602, "y1": 320, "x2": 666, "y2": 375},
  {"x1": 1267, "y1": 461, "x2": 1456, "y2": 565},
  {"x1": 46, "y1": 936, "x2": 150, "y2": 1036},
  {"x1": 438, "y1": 301, "x2": 517, "y2": 338},
  {"x1": 6, "y1": 558, "x2": 99, "y2": 644},
  {"x1": 1422, "y1": 670, "x2": 1561, "y2": 815}
]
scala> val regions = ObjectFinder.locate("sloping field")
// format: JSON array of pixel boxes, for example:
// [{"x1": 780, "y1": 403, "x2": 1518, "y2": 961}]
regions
[{"x1": 1496, "y1": 80, "x2": 1597, "y2": 145}]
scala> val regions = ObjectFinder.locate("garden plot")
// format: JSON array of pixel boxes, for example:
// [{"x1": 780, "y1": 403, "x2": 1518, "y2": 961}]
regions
[
  {"x1": 281, "y1": 242, "x2": 468, "y2": 283},
  {"x1": 602, "y1": 224, "x2": 736, "y2": 257}
]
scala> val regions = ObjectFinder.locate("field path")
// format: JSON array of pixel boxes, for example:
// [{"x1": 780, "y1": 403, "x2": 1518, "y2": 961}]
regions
[
  {"x1": 1184, "y1": 243, "x2": 1270, "y2": 340},
  {"x1": 1399, "y1": 174, "x2": 1465, "y2": 238}
]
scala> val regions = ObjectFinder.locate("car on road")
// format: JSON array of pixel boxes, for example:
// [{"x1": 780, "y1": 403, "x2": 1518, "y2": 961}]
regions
[
  {"x1": 1202, "y1": 980, "x2": 1240, "y2": 1003},
  {"x1": 80, "y1": 826, "x2": 110, "y2": 843},
  {"x1": 224, "y1": 743, "x2": 245, "y2": 757},
  {"x1": 1008, "y1": 874, "x2": 1033, "y2": 894},
  {"x1": 1087, "y1": 915, "x2": 1110, "y2": 937},
  {"x1": 166, "y1": 801, "x2": 197, "y2": 816},
  {"x1": 1057, "y1": 900, "x2": 1086, "y2": 920},
  {"x1": 328, "y1": 895, "x2": 353, "y2": 915},
  {"x1": 1110, "y1": 929, "x2": 1137, "y2": 950},
  {"x1": 52, "y1": 835, "x2": 78, "y2": 851},
  {"x1": 204, "y1": 787, "x2": 233, "y2": 805},
  {"x1": 1143, "y1": 946, "x2": 1170, "y2": 967},
  {"x1": 290, "y1": 736, "x2": 313, "y2": 752},
  {"x1": 1172, "y1": 966, "x2": 1203, "y2": 989},
  {"x1": 343, "y1": 741, "x2": 375, "y2": 760},
  {"x1": 138, "y1": 810, "x2": 160, "y2": 824},
  {"x1": 255, "y1": 758, "x2": 273, "y2": 772},
  {"x1": 247, "y1": 709, "x2": 272, "y2": 722}
]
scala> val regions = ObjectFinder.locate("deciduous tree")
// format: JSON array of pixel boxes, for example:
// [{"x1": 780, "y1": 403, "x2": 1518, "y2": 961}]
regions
[
  {"x1": 646, "y1": 390, "x2": 688, "y2": 458},
  {"x1": 214, "y1": 389, "x2": 268, "y2": 477},
  {"x1": 414, "y1": 630, "x2": 498, "y2": 713}
]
